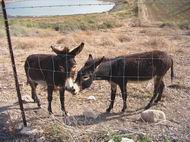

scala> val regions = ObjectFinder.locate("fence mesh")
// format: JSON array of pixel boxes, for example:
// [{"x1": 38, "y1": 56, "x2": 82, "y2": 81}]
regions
[{"x1": 0, "y1": 0, "x2": 190, "y2": 141}]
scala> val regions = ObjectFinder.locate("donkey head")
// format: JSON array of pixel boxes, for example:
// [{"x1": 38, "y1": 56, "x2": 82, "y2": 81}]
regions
[
  {"x1": 75, "y1": 54, "x2": 104, "y2": 91},
  {"x1": 51, "y1": 42, "x2": 84, "y2": 95}
]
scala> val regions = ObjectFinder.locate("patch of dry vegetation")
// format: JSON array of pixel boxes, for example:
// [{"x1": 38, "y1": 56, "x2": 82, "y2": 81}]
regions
[
  {"x1": 143, "y1": 0, "x2": 190, "y2": 28},
  {"x1": 142, "y1": 37, "x2": 169, "y2": 48}
]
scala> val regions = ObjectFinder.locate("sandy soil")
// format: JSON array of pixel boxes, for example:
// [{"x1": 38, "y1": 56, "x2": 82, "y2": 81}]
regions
[{"x1": 0, "y1": 1, "x2": 190, "y2": 142}]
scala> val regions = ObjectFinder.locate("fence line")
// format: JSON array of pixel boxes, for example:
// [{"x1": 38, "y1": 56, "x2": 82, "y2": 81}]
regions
[
  {"x1": 5, "y1": 3, "x2": 114, "y2": 10},
  {"x1": 5, "y1": 0, "x2": 190, "y2": 5},
  {"x1": 3, "y1": 1, "x2": 190, "y2": 10}
]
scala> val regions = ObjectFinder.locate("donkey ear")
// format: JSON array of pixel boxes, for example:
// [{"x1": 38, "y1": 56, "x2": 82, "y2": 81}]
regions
[
  {"x1": 69, "y1": 42, "x2": 84, "y2": 56},
  {"x1": 51, "y1": 45, "x2": 63, "y2": 54},
  {"x1": 51, "y1": 45, "x2": 69, "y2": 54},
  {"x1": 88, "y1": 56, "x2": 105, "y2": 71},
  {"x1": 88, "y1": 54, "x2": 93, "y2": 60}
]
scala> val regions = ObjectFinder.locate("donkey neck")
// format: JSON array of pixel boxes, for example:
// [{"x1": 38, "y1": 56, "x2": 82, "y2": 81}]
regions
[{"x1": 93, "y1": 57, "x2": 113, "y2": 81}]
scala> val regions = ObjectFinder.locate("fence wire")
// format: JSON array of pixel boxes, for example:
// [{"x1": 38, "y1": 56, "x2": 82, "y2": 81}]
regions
[{"x1": 5, "y1": 3, "x2": 114, "y2": 10}]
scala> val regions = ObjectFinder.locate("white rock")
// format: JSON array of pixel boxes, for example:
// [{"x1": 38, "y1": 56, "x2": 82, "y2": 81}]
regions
[
  {"x1": 121, "y1": 137, "x2": 134, "y2": 142},
  {"x1": 141, "y1": 109, "x2": 166, "y2": 123},
  {"x1": 108, "y1": 139, "x2": 114, "y2": 142},
  {"x1": 36, "y1": 136, "x2": 46, "y2": 142},
  {"x1": 83, "y1": 108, "x2": 98, "y2": 119},
  {"x1": 16, "y1": 123, "x2": 23, "y2": 130},
  {"x1": 20, "y1": 127, "x2": 43, "y2": 135},
  {"x1": 87, "y1": 96, "x2": 96, "y2": 101},
  {"x1": 109, "y1": 138, "x2": 134, "y2": 142},
  {"x1": 22, "y1": 95, "x2": 33, "y2": 103}
]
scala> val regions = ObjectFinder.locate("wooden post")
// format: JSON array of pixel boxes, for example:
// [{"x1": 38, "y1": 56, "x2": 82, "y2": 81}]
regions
[{"x1": 1, "y1": 0, "x2": 27, "y2": 126}]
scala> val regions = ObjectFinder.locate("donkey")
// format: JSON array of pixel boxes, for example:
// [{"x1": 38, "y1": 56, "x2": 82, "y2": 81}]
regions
[
  {"x1": 75, "y1": 50, "x2": 174, "y2": 113},
  {"x1": 24, "y1": 42, "x2": 84, "y2": 115}
]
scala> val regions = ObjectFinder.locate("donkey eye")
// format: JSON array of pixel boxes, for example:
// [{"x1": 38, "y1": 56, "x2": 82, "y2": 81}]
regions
[
  {"x1": 73, "y1": 65, "x2": 77, "y2": 69},
  {"x1": 83, "y1": 76, "x2": 90, "y2": 81}
]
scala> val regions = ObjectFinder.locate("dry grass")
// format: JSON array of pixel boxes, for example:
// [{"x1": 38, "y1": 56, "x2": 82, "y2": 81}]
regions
[
  {"x1": 142, "y1": 37, "x2": 169, "y2": 49},
  {"x1": 142, "y1": 0, "x2": 190, "y2": 28},
  {"x1": 0, "y1": 0, "x2": 190, "y2": 141},
  {"x1": 1, "y1": 20, "x2": 190, "y2": 141},
  {"x1": 117, "y1": 34, "x2": 132, "y2": 43}
]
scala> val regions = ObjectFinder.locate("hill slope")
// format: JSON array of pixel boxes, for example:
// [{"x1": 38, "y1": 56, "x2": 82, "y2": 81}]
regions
[{"x1": 139, "y1": 0, "x2": 190, "y2": 27}]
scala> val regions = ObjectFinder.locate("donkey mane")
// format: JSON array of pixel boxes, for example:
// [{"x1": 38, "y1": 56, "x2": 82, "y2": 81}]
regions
[
  {"x1": 85, "y1": 50, "x2": 172, "y2": 67},
  {"x1": 85, "y1": 57, "x2": 112, "y2": 67}
]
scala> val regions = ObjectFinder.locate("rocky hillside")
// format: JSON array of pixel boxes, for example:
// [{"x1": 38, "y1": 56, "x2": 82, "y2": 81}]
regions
[{"x1": 140, "y1": 0, "x2": 190, "y2": 27}]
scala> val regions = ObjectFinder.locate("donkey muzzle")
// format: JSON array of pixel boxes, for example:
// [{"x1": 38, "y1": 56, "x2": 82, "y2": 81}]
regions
[{"x1": 65, "y1": 78, "x2": 80, "y2": 95}]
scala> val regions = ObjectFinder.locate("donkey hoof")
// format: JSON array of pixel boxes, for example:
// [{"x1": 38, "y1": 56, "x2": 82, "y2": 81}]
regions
[
  {"x1": 144, "y1": 104, "x2": 151, "y2": 110},
  {"x1": 106, "y1": 108, "x2": 111, "y2": 113},
  {"x1": 37, "y1": 104, "x2": 41, "y2": 108},
  {"x1": 48, "y1": 111, "x2": 53, "y2": 115},
  {"x1": 121, "y1": 109, "x2": 126, "y2": 113},
  {"x1": 62, "y1": 111, "x2": 69, "y2": 116},
  {"x1": 49, "y1": 113, "x2": 55, "y2": 119},
  {"x1": 33, "y1": 98, "x2": 38, "y2": 103}
]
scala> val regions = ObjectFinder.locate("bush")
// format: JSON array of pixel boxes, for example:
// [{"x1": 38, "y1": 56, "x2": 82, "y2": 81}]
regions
[{"x1": 139, "y1": 135, "x2": 152, "y2": 142}]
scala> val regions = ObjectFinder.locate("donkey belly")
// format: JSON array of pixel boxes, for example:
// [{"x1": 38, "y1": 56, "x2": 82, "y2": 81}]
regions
[
  {"x1": 125, "y1": 66, "x2": 156, "y2": 81},
  {"x1": 29, "y1": 68, "x2": 45, "y2": 78},
  {"x1": 34, "y1": 80, "x2": 47, "y2": 86},
  {"x1": 27, "y1": 69, "x2": 47, "y2": 84},
  {"x1": 127, "y1": 76, "x2": 153, "y2": 82}
]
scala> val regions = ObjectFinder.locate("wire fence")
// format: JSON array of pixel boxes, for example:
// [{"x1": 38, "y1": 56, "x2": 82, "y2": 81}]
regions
[
  {"x1": 0, "y1": 1, "x2": 188, "y2": 84},
  {"x1": 0, "y1": 0, "x2": 190, "y2": 141},
  {"x1": 5, "y1": 3, "x2": 114, "y2": 10},
  {"x1": 0, "y1": 0, "x2": 189, "y2": 20}
]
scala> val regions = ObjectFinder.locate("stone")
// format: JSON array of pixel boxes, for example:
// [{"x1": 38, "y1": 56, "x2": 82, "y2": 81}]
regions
[
  {"x1": 108, "y1": 137, "x2": 134, "y2": 142},
  {"x1": 22, "y1": 95, "x2": 33, "y2": 103},
  {"x1": 87, "y1": 96, "x2": 96, "y2": 101},
  {"x1": 108, "y1": 139, "x2": 114, "y2": 142},
  {"x1": 121, "y1": 137, "x2": 134, "y2": 142},
  {"x1": 141, "y1": 109, "x2": 166, "y2": 123},
  {"x1": 20, "y1": 127, "x2": 43, "y2": 135},
  {"x1": 36, "y1": 136, "x2": 46, "y2": 142},
  {"x1": 83, "y1": 107, "x2": 98, "y2": 119}
]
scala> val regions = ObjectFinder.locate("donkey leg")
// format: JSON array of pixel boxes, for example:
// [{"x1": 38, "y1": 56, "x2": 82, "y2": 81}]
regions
[
  {"x1": 59, "y1": 89, "x2": 68, "y2": 116},
  {"x1": 47, "y1": 86, "x2": 54, "y2": 114},
  {"x1": 145, "y1": 76, "x2": 162, "y2": 109},
  {"x1": 155, "y1": 80, "x2": 165, "y2": 103},
  {"x1": 30, "y1": 82, "x2": 37, "y2": 101},
  {"x1": 119, "y1": 82, "x2": 127, "y2": 113},
  {"x1": 30, "y1": 82, "x2": 41, "y2": 107},
  {"x1": 106, "y1": 82, "x2": 117, "y2": 113}
]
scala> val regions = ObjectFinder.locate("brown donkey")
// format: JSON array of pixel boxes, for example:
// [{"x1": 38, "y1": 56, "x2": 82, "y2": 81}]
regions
[
  {"x1": 75, "y1": 50, "x2": 174, "y2": 113},
  {"x1": 24, "y1": 43, "x2": 84, "y2": 115}
]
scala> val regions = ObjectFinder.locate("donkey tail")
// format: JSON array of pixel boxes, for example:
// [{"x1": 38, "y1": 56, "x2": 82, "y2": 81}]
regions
[{"x1": 171, "y1": 58, "x2": 174, "y2": 83}]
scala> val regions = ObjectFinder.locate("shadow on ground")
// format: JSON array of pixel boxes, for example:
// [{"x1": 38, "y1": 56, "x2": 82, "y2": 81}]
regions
[{"x1": 0, "y1": 103, "x2": 28, "y2": 141}]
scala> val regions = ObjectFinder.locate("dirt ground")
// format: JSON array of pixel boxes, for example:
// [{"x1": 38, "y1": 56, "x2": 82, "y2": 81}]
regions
[{"x1": 0, "y1": 2, "x2": 190, "y2": 142}]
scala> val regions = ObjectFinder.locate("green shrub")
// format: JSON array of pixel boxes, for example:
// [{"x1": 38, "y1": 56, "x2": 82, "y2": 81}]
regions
[{"x1": 139, "y1": 135, "x2": 152, "y2": 142}]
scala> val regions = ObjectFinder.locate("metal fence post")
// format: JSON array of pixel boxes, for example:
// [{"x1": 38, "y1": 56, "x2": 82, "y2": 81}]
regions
[{"x1": 1, "y1": 0, "x2": 27, "y2": 127}]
